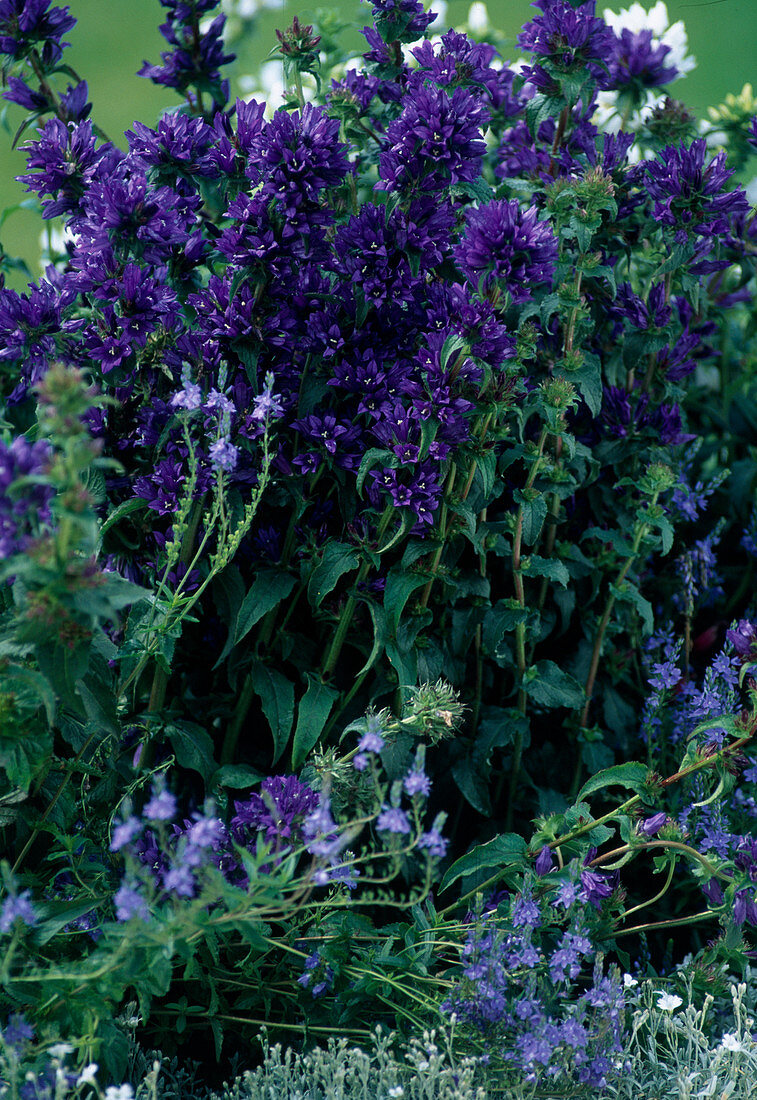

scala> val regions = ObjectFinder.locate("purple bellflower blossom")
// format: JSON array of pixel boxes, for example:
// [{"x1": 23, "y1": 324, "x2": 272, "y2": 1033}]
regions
[
  {"x1": 642, "y1": 138, "x2": 749, "y2": 246},
  {"x1": 455, "y1": 199, "x2": 558, "y2": 301},
  {"x1": 0, "y1": 435, "x2": 53, "y2": 558},
  {"x1": 608, "y1": 28, "x2": 677, "y2": 90},
  {"x1": 0, "y1": 890, "x2": 38, "y2": 932},
  {"x1": 231, "y1": 775, "x2": 319, "y2": 847},
  {"x1": 378, "y1": 82, "x2": 489, "y2": 194},
  {"x1": 0, "y1": 0, "x2": 76, "y2": 64},
  {"x1": 517, "y1": 0, "x2": 617, "y2": 90}
]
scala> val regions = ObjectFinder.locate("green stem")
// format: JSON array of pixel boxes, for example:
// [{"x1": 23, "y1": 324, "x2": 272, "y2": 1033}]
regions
[
  {"x1": 221, "y1": 672, "x2": 255, "y2": 765},
  {"x1": 321, "y1": 506, "x2": 393, "y2": 679},
  {"x1": 614, "y1": 910, "x2": 716, "y2": 939},
  {"x1": 504, "y1": 428, "x2": 549, "y2": 829},
  {"x1": 419, "y1": 463, "x2": 457, "y2": 610}
]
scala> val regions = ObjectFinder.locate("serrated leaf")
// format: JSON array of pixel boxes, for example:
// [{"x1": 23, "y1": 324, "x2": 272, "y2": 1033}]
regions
[
  {"x1": 167, "y1": 721, "x2": 217, "y2": 780},
  {"x1": 452, "y1": 755, "x2": 491, "y2": 816},
  {"x1": 520, "y1": 495, "x2": 547, "y2": 544},
  {"x1": 383, "y1": 570, "x2": 428, "y2": 633},
  {"x1": 575, "y1": 761, "x2": 649, "y2": 804},
  {"x1": 291, "y1": 675, "x2": 339, "y2": 769},
  {"x1": 98, "y1": 497, "x2": 148, "y2": 541},
  {"x1": 524, "y1": 660, "x2": 584, "y2": 709},
  {"x1": 223, "y1": 569, "x2": 296, "y2": 660},
  {"x1": 439, "y1": 833, "x2": 528, "y2": 894},
  {"x1": 307, "y1": 541, "x2": 360, "y2": 610},
  {"x1": 210, "y1": 764, "x2": 265, "y2": 791},
  {"x1": 610, "y1": 580, "x2": 654, "y2": 635},
  {"x1": 482, "y1": 599, "x2": 527, "y2": 654},
  {"x1": 522, "y1": 555, "x2": 569, "y2": 587},
  {"x1": 250, "y1": 663, "x2": 295, "y2": 765}
]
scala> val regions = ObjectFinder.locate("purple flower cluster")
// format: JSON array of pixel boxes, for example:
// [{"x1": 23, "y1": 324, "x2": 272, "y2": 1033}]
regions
[
  {"x1": 0, "y1": 435, "x2": 52, "y2": 558},
  {"x1": 138, "y1": 0, "x2": 234, "y2": 112},
  {"x1": 231, "y1": 775, "x2": 319, "y2": 848},
  {"x1": 455, "y1": 200, "x2": 558, "y2": 301},
  {"x1": 443, "y1": 897, "x2": 625, "y2": 1089},
  {"x1": 0, "y1": 0, "x2": 75, "y2": 64},
  {"x1": 517, "y1": 0, "x2": 617, "y2": 90},
  {"x1": 642, "y1": 138, "x2": 749, "y2": 252}
]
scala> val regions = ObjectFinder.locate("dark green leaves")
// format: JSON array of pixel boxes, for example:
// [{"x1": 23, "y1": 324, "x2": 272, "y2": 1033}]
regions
[
  {"x1": 440, "y1": 833, "x2": 528, "y2": 894},
  {"x1": 250, "y1": 662, "x2": 295, "y2": 764},
  {"x1": 308, "y1": 541, "x2": 360, "y2": 609},
  {"x1": 291, "y1": 675, "x2": 339, "y2": 769},
  {"x1": 523, "y1": 661, "x2": 584, "y2": 709}
]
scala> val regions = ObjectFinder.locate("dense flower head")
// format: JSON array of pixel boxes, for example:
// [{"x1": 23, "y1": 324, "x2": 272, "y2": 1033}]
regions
[
  {"x1": 247, "y1": 103, "x2": 351, "y2": 214},
  {"x1": 126, "y1": 115, "x2": 217, "y2": 184},
  {"x1": 608, "y1": 27, "x2": 677, "y2": 89},
  {"x1": 231, "y1": 775, "x2": 320, "y2": 846},
  {"x1": 17, "y1": 118, "x2": 114, "y2": 222},
  {"x1": 517, "y1": 0, "x2": 617, "y2": 87},
  {"x1": 368, "y1": 0, "x2": 436, "y2": 44},
  {"x1": 0, "y1": 889, "x2": 38, "y2": 932},
  {"x1": 0, "y1": 276, "x2": 68, "y2": 395},
  {"x1": 378, "y1": 82, "x2": 489, "y2": 193},
  {"x1": 0, "y1": 0, "x2": 76, "y2": 63},
  {"x1": 138, "y1": 11, "x2": 234, "y2": 108},
  {"x1": 642, "y1": 138, "x2": 749, "y2": 243},
  {"x1": 0, "y1": 434, "x2": 53, "y2": 557},
  {"x1": 455, "y1": 199, "x2": 558, "y2": 301}
]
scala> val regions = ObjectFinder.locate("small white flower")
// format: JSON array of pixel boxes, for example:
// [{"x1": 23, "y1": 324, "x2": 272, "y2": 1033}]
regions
[
  {"x1": 623, "y1": 973, "x2": 639, "y2": 988},
  {"x1": 77, "y1": 1064, "x2": 99, "y2": 1086},
  {"x1": 387, "y1": 1089, "x2": 405, "y2": 1098},
  {"x1": 721, "y1": 1032, "x2": 744, "y2": 1052},
  {"x1": 48, "y1": 1044, "x2": 74, "y2": 1059},
  {"x1": 104, "y1": 1086, "x2": 135, "y2": 1100},
  {"x1": 656, "y1": 991, "x2": 683, "y2": 1011},
  {"x1": 467, "y1": 2, "x2": 489, "y2": 34}
]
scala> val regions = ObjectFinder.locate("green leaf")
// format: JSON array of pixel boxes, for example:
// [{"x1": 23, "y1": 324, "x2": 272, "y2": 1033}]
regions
[
  {"x1": 452, "y1": 755, "x2": 491, "y2": 816},
  {"x1": 482, "y1": 599, "x2": 527, "y2": 655},
  {"x1": 307, "y1": 541, "x2": 360, "y2": 610},
  {"x1": 558, "y1": 353, "x2": 602, "y2": 417},
  {"x1": 440, "y1": 833, "x2": 528, "y2": 894},
  {"x1": 575, "y1": 761, "x2": 650, "y2": 804},
  {"x1": 383, "y1": 570, "x2": 429, "y2": 633},
  {"x1": 291, "y1": 675, "x2": 339, "y2": 769},
  {"x1": 167, "y1": 721, "x2": 217, "y2": 780},
  {"x1": 520, "y1": 494, "x2": 547, "y2": 544},
  {"x1": 231, "y1": 570, "x2": 296, "y2": 651},
  {"x1": 99, "y1": 496, "x2": 148, "y2": 541},
  {"x1": 521, "y1": 554, "x2": 569, "y2": 587},
  {"x1": 76, "y1": 673, "x2": 120, "y2": 736},
  {"x1": 250, "y1": 663, "x2": 295, "y2": 765},
  {"x1": 355, "y1": 598, "x2": 388, "y2": 676},
  {"x1": 610, "y1": 580, "x2": 654, "y2": 635},
  {"x1": 524, "y1": 660, "x2": 584, "y2": 709},
  {"x1": 210, "y1": 764, "x2": 265, "y2": 791}
]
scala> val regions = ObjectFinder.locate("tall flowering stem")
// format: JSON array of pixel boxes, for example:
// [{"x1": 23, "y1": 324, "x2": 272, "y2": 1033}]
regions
[{"x1": 506, "y1": 426, "x2": 549, "y2": 830}]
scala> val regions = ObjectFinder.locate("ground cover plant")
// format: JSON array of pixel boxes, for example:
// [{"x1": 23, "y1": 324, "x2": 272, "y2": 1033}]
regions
[{"x1": 1, "y1": 0, "x2": 757, "y2": 1094}]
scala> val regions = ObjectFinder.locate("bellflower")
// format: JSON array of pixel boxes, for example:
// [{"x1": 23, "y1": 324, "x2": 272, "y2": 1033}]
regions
[
  {"x1": 0, "y1": 0, "x2": 76, "y2": 63},
  {"x1": 368, "y1": 0, "x2": 436, "y2": 44},
  {"x1": 643, "y1": 138, "x2": 749, "y2": 244},
  {"x1": 17, "y1": 118, "x2": 116, "y2": 222},
  {"x1": 455, "y1": 199, "x2": 558, "y2": 302},
  {"x1": 517, "y1": 1, "x2": 617, "y2": 88},
  {"x1": 231, "y1": 775, "x2": 319, "y2": 846},
  {"x1": 378, "y1": 82, "x2": 489, "y2": 194},
  {"x1": 0, "y1": 435, "x2": 53, "y2": 557},
  {"x1": 138, "y1": 11, "x2": 234, "y2": 109},
  {"x1": 0, "y1": 890, "x2": 38, "y2": 932}
]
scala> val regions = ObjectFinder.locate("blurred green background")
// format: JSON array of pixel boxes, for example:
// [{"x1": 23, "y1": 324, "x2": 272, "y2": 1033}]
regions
[{"x1": 1, "y1": 0, "x2": 755, "y2": 289}]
